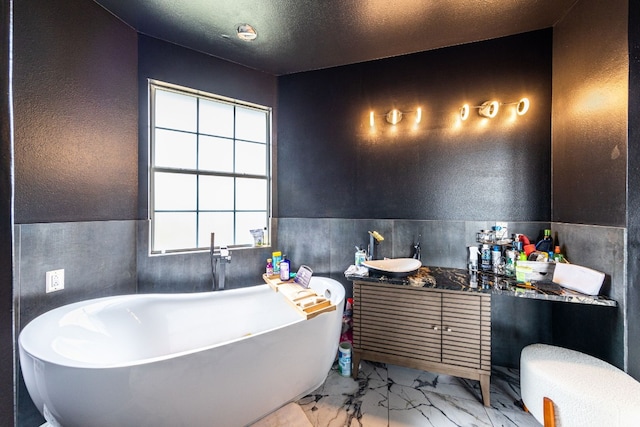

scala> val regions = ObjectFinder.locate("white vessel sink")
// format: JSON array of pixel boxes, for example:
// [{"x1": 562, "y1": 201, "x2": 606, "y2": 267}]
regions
[{"x1": 362, "y1": 258, "x2": 422, "y2": 277}]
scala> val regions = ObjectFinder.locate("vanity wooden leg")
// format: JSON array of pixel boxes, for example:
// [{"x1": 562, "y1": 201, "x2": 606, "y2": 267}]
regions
[
  {"x1": 480, "y1": 373, "x2": 491, "y2": 406},
  {"x1": 351, "y1": 350, "x2": 361, "y2": 379}
]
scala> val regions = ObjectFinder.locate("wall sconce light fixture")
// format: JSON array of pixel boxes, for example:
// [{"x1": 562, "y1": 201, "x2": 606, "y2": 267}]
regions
[
  {"x1": 459, "y1": 100, "x2": 499, "y2": 120},
  {"x1": 371, "y1": 107, "x2": 422, "y2": 126},
  {"x1": 459, "y1": 97, "x2": 530, "y2": 121}
]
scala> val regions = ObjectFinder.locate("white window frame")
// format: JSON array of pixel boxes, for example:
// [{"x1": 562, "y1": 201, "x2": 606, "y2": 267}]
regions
[{"x1": 148, "y1": 80, "x2": 272, "y2": 254}]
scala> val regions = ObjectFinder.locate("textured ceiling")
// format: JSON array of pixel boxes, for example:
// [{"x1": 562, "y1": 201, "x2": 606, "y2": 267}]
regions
[{"x1": 93, "y1": 0, "x2": 577, "y2": 75}]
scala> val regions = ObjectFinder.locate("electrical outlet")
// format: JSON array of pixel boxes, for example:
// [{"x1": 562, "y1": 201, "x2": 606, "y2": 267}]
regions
[{"x1": 46, "y1": 269, "x2": 65, "y2": 293}]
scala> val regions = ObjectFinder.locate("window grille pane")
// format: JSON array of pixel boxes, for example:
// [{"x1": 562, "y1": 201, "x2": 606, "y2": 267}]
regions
[
  {"x1": 154, "y1": 212, "x2": 197, "y2": 250},
  {"x1": 155, "y1": 90, "x2": 197, "y2": 132},
  {"x1": 199, "y1": 99, "x2": 234, "y2": 137},
  {"x1": 235, "y1": 141, "x2": 267, "y2": 175},
  {"x1": 199, "y1": 175, "x2": 234, "y2": 210},
  {"x1": 150, "y1": 81, "x2": 270, "y2": 253},
  {"x1": 154, "y1": 172, "x2": 197, "y2": 210},
  {"x1": 154, "y1": 129, "x2": 197, "y2": 169},
  {"x1": 236, "y1": 107, "x2": 267, "y2": 143},
  {"x1": 199, "y1": 212, "x2": 234, "y2": 247},
  {"x1": 236, "y1": 177, "x2": 267, "y2": 210},
  {"x1": 236, "y1": 212, "x2": 267, "y2": 245},
  {"x1": 198, "y1": 135, "x2": 233, "y2": 173}
]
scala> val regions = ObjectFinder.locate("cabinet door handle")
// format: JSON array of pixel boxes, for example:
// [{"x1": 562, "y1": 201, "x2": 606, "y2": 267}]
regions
[
  {"x1": 445, "y1": 327, "x2": 452, "y2": 332},
  {"x1": 432, "y1": 325, "x2": 440, "y2": 331}
]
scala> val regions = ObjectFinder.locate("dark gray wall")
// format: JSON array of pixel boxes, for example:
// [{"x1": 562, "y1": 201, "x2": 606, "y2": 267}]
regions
[
  {"x1": 628, "y1": 0, "x2": 640, "y2": 379},
  {"x1": 1, "y1": 1, "x2": 14, "y2": 425},
  {"x1": 550, "y1": 0, "x2": 628, "y2": 370},
  {"x1": 552, "y1": 0, "x2": 628, "y2": 227},
  {"x1": 13, "y1": 0, "x2": 138, "y2": 223},
  {"x1": 278, "y1": 30, "x2": 552, "y2": 221}
]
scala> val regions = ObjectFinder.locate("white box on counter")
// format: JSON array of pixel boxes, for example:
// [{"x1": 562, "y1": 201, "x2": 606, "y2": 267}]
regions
[
  {"x1": 552, "y1": 263, "x2": 605, "y2": 296},
  {"x1": 515, "y1": 261, "x2": 555, "y2": 282}
]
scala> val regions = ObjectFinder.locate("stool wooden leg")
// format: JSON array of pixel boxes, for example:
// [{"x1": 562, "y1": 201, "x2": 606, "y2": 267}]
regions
[{"x1": 543, "y1": 397, "x2": 556, "y2": 427}]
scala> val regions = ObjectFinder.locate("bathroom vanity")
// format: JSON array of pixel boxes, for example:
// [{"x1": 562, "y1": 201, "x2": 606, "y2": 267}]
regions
[
  {"x1": 351, "y1": 274, "x2": 491, "y2": 406},
  {"x1": 346, "y1": 266, "x2": 615, "y2": 407}
]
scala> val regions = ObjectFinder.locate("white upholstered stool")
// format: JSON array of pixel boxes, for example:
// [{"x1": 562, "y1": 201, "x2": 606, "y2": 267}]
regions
[{"x1": 520, "y1": 344, "x2": 640, "y2": 427}]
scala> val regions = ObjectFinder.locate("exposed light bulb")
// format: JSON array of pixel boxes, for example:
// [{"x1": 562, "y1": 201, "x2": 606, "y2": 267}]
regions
[
  {"x1": 460, "y1": 104, "x2": 470, "y2": 121},
  {"x1": 517, "y1": 98, "x2": 530, "y2": 116},
  {"x1": 386, "y1": 109, "x2": 403, "y2": 125}
]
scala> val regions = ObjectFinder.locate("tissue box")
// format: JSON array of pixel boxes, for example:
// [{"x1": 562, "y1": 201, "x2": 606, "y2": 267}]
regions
[
  {"x1": 552, "y1": 263, "x2": 605, "y2": 296},
  {"x1": 515, "y1": 261, "x2": 555, "y2": 282}
]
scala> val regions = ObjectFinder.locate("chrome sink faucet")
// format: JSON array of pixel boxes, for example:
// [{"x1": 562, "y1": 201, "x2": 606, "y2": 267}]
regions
[{"x1": 412, "y1": 234, "x2": 421, "y2": 261}]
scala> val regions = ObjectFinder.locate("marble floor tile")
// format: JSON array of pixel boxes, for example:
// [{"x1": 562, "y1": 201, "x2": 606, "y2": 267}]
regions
[
  {"x1": 389, "y1": 387, "x2": 493, "y2": 427},
  {"x1": 387, "y1": 364, "x2": 483, "y2": 404},
  {"x1": 298, "y1": 361, "x2": 542, "y2": 427}
]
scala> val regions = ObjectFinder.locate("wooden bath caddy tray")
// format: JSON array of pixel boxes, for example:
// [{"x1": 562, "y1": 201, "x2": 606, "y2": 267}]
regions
[{"x1": 262, "y1": 274, "x2": 336, "y2": 319}]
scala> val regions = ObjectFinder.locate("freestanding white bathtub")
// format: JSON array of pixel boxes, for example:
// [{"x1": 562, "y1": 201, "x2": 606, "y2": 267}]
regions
[{"x1": 19, "y1": 276, "x2": 345, "y2": 427}]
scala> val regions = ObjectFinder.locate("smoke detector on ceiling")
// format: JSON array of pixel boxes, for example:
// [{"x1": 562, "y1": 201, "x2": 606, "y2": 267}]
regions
[{"x1": 237, "y1": 24, "x2": 257, "y2": 41}]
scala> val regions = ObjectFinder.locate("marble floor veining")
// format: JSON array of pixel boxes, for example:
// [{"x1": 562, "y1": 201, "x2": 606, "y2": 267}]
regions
[{"x1": 296, "y1": 361, "x2": 542, "y2": 427}]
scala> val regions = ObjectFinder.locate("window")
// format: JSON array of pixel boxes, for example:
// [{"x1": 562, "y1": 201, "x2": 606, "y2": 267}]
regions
[{"x1": 149, "y1": 81, "x2": 271, "y2": 253}]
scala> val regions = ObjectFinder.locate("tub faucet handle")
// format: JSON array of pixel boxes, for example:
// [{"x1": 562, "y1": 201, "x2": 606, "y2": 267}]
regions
[{"x1": 221, "y1": 247, "x2": 231, "y2": 262}]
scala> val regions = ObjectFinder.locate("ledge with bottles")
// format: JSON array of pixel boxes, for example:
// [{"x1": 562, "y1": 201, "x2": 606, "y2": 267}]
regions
[{"x1": 470, "y1": 225, "x2": 606, "y2": 297}]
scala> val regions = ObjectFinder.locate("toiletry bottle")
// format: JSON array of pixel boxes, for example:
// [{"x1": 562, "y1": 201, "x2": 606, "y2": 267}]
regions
[
  {"x1": 480, "y1": 244, "x2": 492, "y2": 271},
  {"x1": 355, "y1": 248, "x2": 366, "y2": 266},
  {"x1": 272, "y1": 251, "x2": 282, "y2": 273},
  {"x1": 468, "y1": 246, "x2": 479, "y2": 272},
  {"x1": 553, "y1": 246, "x2": 564, "y2": 263},
  {"x1": 263, "y1": 227, "x2": 269, "y2": 246},
  {"x1": 491, "y1": 245, "x2": 502, "y2": 274},
  {"x1": 535, "y1": 229, "x2": 554, "y2": 253},
  {"x1": 279, "y1": 255, "x2": 290, "y2": 281},
  {"x1": 266, "y1": 258, "x2": 273, "y2": 276}
]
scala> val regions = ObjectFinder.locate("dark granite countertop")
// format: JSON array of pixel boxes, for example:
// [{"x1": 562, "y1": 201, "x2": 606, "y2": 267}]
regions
[{"x1": 345, "y1": 266, "x2": 617, "y2": 307}]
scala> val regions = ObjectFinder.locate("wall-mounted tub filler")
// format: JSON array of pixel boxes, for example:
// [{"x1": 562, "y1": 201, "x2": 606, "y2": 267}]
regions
[{"x1": 210, "y1": 232, "x2": 232, "y2": 291}]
